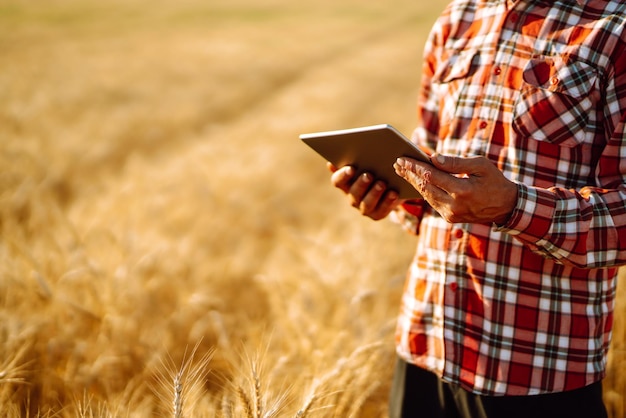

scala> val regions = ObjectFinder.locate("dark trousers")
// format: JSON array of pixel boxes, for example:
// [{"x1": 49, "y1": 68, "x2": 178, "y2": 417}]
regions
[{"x1": 389, "y1": 358, "x2": 608, "y2": 418}]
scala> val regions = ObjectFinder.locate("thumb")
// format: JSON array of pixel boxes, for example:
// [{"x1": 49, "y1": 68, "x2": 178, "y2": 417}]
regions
[{"x1": 430, "y1": 153, "x2": 480, "y2": 176}]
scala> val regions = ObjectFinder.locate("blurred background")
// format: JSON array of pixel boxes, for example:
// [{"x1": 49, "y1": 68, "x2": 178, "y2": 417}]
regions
[{"x1": 0, "y1": 0, "x2": 623, "y2": 416}]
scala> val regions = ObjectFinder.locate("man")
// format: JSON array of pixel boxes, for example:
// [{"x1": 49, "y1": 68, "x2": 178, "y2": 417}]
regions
[{"x1": 329, "y1": 0, "x2": 626, "y2": 417}]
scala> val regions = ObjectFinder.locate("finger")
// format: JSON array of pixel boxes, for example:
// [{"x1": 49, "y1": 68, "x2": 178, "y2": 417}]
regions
[
  {"x1": 367, "y1": 190, "x2": 400, "y2": 220},
  {"x1": 348, "y1": 172, "x2": 374, "y2": 207},
  {"x1": 428, "y1": 154, "x2": 487, "y2": 194},
  {"x1": 394, "y1": 158, "x2": 434, "y2": 196},
  {"x1": 430, "y1": 153, "x2": 485, "y2": 178},
  {"x1": 330, "y1": 165, "x2": 356, "y2": 192},
  {"x1": 394, "y1": 158, "x2": 453, "y2": 207},
  {"x1": 397, "y1": 156, "x2": 463, "y2": 192},
  {"x1": 327, "y1": 161, "x2": 338, "y2": 173},
  {"x1": 359, "y1": 180, "x2": 387, "y2": 214}
]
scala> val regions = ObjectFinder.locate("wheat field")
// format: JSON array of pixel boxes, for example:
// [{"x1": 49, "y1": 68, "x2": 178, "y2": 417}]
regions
[{"x1": 0, "y1": 0, "x2": 624, "y2": 416}]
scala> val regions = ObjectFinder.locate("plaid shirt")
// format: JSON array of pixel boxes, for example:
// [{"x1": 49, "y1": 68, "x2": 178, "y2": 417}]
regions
[{"x1": 394, "y1": 0, "x2": 626, "y2": 396}]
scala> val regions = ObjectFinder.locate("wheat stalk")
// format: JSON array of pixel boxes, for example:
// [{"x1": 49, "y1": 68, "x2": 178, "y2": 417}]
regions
[
  {"x1": 295, "y1": 392, "x2": 317, "y2": 418},
  {"x1": 252, "y1": 362, "x2": 263, "y2": 418},
  {"x1": 347, "y1": 379, "x2": 381, "y2": 418},
  {"x1": 173, "y1": 369, "x2": 183, "y2": 418},
  {"x1": 236, "y1": 384, "x2": 254, "y2": 418},
  {"x1": 151, "y1": 341, "x2": 214, "y2": 418},
  {"x1": 221, "y1": 392, "x2": 233, "y2": 418},
  {"x1": 292, "y1": 341, "x2": 386, "y2": 418},
  {"x1": 225, "y1": 343, "x2": 294, "y2": 418}
]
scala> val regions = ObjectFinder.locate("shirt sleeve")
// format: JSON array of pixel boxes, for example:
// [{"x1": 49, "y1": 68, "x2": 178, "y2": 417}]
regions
[
  {"x1": 390, "y1": 200, "x2": 426, "y2": 235},
  {"x1": 496, "y1": 62, "x2": 626, "y2": 269}
]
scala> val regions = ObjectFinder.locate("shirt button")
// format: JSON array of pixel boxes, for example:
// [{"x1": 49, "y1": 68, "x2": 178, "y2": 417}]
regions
[
  {"x1": 453, "y1": 228, "x2": 464, "y2": 239},
  {"x1": 493, "y1": 66, "x2": 502, "y2": 76},
  {"x1": 450, "y1": 282, "x2": 458, "y2": 291},
  {"x1": 551, "y1": 77, "x2": 559, "y2": 85},
  {"x1": 479, "y1": 121, "x2": 488, "y2": 129}
]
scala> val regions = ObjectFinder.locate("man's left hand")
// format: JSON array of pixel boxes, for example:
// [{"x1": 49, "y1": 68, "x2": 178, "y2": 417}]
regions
[{"x1": 394, "y1": 154, "x2": 518, "y2": 225}]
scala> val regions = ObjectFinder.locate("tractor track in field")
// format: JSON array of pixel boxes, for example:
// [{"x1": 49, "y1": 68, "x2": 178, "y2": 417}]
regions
[
  {"x1": 97, "y1": 9, "x2": 436, "y2": 184},
  {"x1": 97, "y1": 10, "x2": 434, "y2": 181}
]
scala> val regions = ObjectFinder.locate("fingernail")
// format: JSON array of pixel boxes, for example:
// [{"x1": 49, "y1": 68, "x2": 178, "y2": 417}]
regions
[
  {"x1": 436, "y1": 154, "x2": 445, "y2": 164},
  {"x1": 362, "y1": 173, "x2": 372, "y2": 182},
  {"x1": 396, "y1": 157, "x2": 405, "y2": 166}
]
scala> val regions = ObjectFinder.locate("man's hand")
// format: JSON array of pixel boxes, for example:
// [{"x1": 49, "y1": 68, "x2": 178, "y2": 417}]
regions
[
  {"x1": 393, "y1": 154, "x2": 518, "y2": 225},
  {"x1": 328, "y1": 162, "x2": 402, "y2": 220}
]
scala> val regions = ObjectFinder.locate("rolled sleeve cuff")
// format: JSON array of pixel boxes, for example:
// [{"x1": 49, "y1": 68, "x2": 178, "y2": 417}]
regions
[
  {"x1": 495, "y1": 183, "x2": 556, "y2": 244},
  {"x1": 389, "y1": 199, "x2": 426, "y2": 235}
]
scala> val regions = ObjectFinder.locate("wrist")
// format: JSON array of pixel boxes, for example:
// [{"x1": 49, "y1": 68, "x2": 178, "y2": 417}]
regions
[{"x1": 494, "y1": 182, "x2": 519, "y2": 226}]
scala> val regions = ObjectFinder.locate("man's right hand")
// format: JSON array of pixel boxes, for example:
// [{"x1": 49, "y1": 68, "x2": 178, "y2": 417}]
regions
[{"x1": 328, "y1": 162, "x2": 402, "y2": 221}]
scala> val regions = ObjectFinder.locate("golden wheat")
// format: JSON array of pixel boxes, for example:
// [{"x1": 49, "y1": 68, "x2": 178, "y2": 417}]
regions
[
  {"x1": 151, "y1": 342, "x2": 214, "y2": 418},
  {"x1": 236, "y1": 385, "x2": 255, "y2": 418},
  {"x1": 0, "y1": 0, "x2": 624, "y2": 416}
]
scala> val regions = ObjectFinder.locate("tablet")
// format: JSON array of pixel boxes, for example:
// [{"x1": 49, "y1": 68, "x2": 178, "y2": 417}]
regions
[{"x1": 300, "y1": 124, "x2": 431, "y2": 199}]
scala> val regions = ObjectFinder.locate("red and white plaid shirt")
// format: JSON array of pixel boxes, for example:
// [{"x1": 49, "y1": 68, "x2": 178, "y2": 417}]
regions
[{"x1": 394, "y1": 0, "x2": 626, "y2": 396}]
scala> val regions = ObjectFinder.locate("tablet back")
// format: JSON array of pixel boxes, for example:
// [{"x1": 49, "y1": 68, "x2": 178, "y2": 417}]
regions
[{"x1": 300, "y1": 124, "x2": 430, "y2": 199}]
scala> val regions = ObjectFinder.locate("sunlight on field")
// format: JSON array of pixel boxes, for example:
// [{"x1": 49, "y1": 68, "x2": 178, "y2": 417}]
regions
[{"x1": 0, "y1": 0, "x2": 624, "y2": 416}]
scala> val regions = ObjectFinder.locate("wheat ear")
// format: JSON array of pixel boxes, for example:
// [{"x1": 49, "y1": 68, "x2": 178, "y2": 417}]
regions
[
  {"x1": 173, "y1": 369, "x2": 183, "y2": 418},
  {"x1": 294, "y1": 392, "x2": 317, "y2": 418},
  {"x1": 252, "y1": 362, "x2": 262, "y2": 418},
  {"x1": 236, "y1": 384, "x2": 254, "y2": 418}
]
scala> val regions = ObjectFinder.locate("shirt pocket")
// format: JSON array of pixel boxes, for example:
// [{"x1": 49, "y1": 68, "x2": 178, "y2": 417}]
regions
[
  {"x1": 512, "y1": 56, "x2": 598, "y2": 147},
  {"x1": 432, "y1": 49, "x2": 479, "y2": 129}
]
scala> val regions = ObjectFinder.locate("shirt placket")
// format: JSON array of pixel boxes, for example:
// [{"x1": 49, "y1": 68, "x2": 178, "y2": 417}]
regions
[
  {"x1": 477, "y1": 2, "x2": 527, "y2": 159},
  {"x1": 476, "y1": 6, "x2": 516, "y2": 150},
  {"x1": 441, "y1": 0, "x2": 525, "y2": 389}
]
